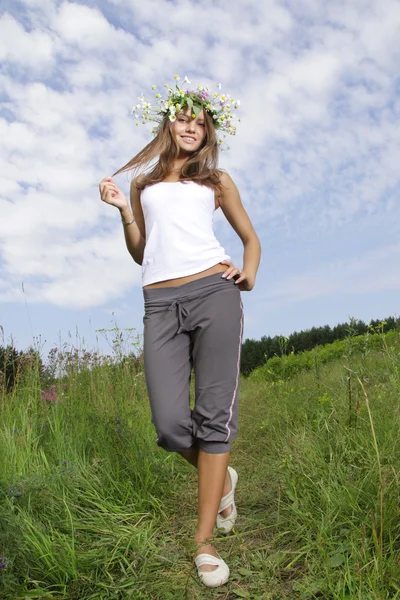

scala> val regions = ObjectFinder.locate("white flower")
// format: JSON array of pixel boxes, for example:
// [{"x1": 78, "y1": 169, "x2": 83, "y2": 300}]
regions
[
  {"x1": 183, "y1": 76, "x2": 191, "y2": 84},
  {"x1": 174, "y1": 74, "x2": 180, "y2": 80},
  {"x1": 169, "y1": 114, "x2": 176, "y2": 122},
  {"x1": 217, "y1": 82, "x2": 222, "y2": 89}
]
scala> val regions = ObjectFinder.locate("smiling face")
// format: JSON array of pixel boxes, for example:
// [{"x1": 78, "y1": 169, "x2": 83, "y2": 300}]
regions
[{"x1": 170, "y1": 106, "x2": 207, "y2": 155}]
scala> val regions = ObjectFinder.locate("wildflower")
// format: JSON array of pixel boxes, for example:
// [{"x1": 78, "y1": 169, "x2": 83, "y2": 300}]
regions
[
  {"x1": 116, "y1": 418, "x2": 121, "y2": 424},
  {"x1": 0, "y1": 557, "x2": 7, "y2": 569},
  {"x1": 63, "y1": 460, "x2": 67, "y2": 467},
  {"x1": 217, "y1": 82, "x2": 222, "y2": 89},
  {"x1": 40, "y1": 386, "x2": 58, "y2": 403},
  {"x1": 133, "y1": 76, "x2": 240, "y2": 148},
  {"x1": 151, "y1": 85, "x2": 156, "y2": 90}
]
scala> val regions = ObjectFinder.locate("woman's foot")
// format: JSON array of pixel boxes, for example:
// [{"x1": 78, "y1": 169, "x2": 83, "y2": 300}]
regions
[
  {"x1": 195, "y1": 543, "x2": 219, "y2": 572},
  {"x1": 216, "y1": 467, "x2": 238, "y2": 533},
  {"x1": 220, "y1": 468, "x2": 234, "y2": 518},
  {"x1": 194, "y1": 543, "x2": 230, "y2": 588}
]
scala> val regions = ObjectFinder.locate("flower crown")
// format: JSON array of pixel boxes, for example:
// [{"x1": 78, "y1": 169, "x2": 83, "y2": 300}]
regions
[{"x1": 132, "y1": 75, "x2": 240, "y2": 147}]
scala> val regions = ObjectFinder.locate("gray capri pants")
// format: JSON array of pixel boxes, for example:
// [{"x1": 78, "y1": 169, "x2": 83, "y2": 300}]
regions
[{"x1": 143, "y1": 272, "x2": 244, "y2": 454}]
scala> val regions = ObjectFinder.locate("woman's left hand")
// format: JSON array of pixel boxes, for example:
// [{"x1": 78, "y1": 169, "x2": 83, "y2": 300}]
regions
[{"x1": 219, "y1": 260, "x2": 255, "y2": 291}]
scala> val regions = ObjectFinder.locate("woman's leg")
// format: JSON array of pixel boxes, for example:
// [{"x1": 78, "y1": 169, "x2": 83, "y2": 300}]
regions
[
  {"x1": 194, "y1": 450, "x2": 230, "y2": 572},
  {"x1": 179, "y1": 448, "x2": 233, "y2": 518}
]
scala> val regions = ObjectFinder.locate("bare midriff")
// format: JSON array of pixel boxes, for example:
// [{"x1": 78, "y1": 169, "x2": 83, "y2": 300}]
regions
[{"x1": 143, "y1": 262, "x2": 227, "y2": 289}]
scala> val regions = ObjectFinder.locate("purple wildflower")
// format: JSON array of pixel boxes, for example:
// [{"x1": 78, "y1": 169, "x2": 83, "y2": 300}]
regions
[
  {"x1": 116, "y1": 418, "x2": 121, "y2": 424},
  {"x1": 0, "y1": 557, "x2": 7, "y2": 569},
  {"x1": 63, "y1": 460, "x2": 67, "y2": 467},
  {"x1": 40, "y1": 386, "x2": 58, "y2": 403}
]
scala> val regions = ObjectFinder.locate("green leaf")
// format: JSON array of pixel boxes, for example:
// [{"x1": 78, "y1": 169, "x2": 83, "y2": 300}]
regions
[
  {"x1": 328, "y1": 553, "x2": 344, "y2": 568},
  {"x1": 233, "y1": 591, "x2": 251, "y2": 598},
  {"x1": 238, "y1": 568, "x2": 253, "y2": 577},
  {"x1": 193, "y1": 104, "x2": 202, "y2": 117},
  {"x1": 186, "y1": 97, "x2": 193, "y2": 109}
]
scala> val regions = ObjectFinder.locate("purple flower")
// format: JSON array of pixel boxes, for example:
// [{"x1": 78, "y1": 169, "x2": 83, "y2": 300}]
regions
[
  {"x1": 63, "y1": 460, "x2": 67, "y2": 467},
  {"x1": 0, "y1": 556, "x2": 7, "y2": 569},
  {"x1": 116, "y1": 418, "x2": 121, "y2": 424},
  {"x1": 40, "y1": 386, "x2": 58, "y2": 403}
]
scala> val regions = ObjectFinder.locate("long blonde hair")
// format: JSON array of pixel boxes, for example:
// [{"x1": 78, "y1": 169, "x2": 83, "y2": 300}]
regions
[{"x1": 112, "y1": 107, "x2": 224, "y2": 193}]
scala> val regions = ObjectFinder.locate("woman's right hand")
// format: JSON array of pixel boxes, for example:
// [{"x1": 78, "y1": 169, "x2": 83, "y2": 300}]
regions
[{"x1": 99, "y1": 177, "x2": 129, "y2": 211}]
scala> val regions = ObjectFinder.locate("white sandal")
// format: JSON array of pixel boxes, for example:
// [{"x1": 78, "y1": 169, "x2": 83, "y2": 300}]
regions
[
  {"x1": 194, "y1": 552, "x2": 230, "y2": 588},
  {"x1": 216, "y1": 466, "x2": 238, "y2": 533}
]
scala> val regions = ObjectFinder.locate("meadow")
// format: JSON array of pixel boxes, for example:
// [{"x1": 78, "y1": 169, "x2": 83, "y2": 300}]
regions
[{"x1": 1, "y1": 325, "x2": 400, "y2": 599}]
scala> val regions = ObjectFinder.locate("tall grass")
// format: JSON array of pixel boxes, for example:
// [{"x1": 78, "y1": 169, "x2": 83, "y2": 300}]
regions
[{"x1": 1, "y1": 327, "x2": 400, "y2": 598}]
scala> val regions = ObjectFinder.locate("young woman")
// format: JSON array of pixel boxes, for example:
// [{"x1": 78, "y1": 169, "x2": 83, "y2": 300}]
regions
[{"x1": 99, "y1": 77, "x2": 261, "y2": 588}]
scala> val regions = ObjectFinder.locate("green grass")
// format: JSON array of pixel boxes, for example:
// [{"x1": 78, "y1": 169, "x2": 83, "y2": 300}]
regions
[{"x1": 1, "y1": 330, "x2": 400, "y2": 599}]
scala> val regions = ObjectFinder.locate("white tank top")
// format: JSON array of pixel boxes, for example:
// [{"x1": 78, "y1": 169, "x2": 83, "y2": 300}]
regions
[{"x1": 140, "y1": 181, "x2": 231, "y2": 286}]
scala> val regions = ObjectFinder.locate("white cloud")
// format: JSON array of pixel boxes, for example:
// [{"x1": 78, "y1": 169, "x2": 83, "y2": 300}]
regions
[
  {"x1": 0, "y1": 13, "x2": 55, "y2": 72},
  {"x1": 51, "y1": 1, "x2": 134, "y2": 52}
]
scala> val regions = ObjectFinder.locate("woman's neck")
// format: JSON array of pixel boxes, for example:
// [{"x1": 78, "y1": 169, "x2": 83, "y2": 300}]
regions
[{"x1": 171, "y1": 156, "x2": 190, "y2": 172}]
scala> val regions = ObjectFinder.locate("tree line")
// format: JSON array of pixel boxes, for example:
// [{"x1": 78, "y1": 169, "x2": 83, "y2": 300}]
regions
[{"x1": 240, "y1": 316, "x2": 399, "y2": 376}]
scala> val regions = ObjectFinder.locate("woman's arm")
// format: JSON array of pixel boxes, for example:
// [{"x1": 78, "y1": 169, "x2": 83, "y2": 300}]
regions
[
  {"x1": 122, "y1": 179, "x2": 146, "y2": 265},
  {"x1": 99, "y1": 176, "x2": 146, "y2": 265},
  {"x1": 217, "y1": 172, "x2": 261, "y2": 291}
]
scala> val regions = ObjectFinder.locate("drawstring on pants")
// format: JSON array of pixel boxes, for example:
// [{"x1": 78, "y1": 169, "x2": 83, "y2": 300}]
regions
[{"x1": 168, "y1": 299, "x2": 189, "y2": 334}]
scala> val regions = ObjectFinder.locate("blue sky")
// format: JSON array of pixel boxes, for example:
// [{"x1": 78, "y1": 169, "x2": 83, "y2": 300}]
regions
[{"x1": 0, "y1": 0, "x2": 400, "y2": 356}]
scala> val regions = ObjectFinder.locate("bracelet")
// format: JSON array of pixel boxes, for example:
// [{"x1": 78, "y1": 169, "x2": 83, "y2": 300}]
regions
[{"x1": 121, "y1": 216, "x2": 135, "y2": 226}]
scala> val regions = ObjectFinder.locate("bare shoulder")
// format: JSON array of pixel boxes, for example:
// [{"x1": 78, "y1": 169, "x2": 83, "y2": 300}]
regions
[
  {"x1": 130, "y1": 174, "x2": 146, "y2": 193},
  {"x1": 216, "y1": 170, "x2": 240, "y2": 207},
  {"x1": 217, "y1": 170, "x2": 236, "y2": 188}
]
